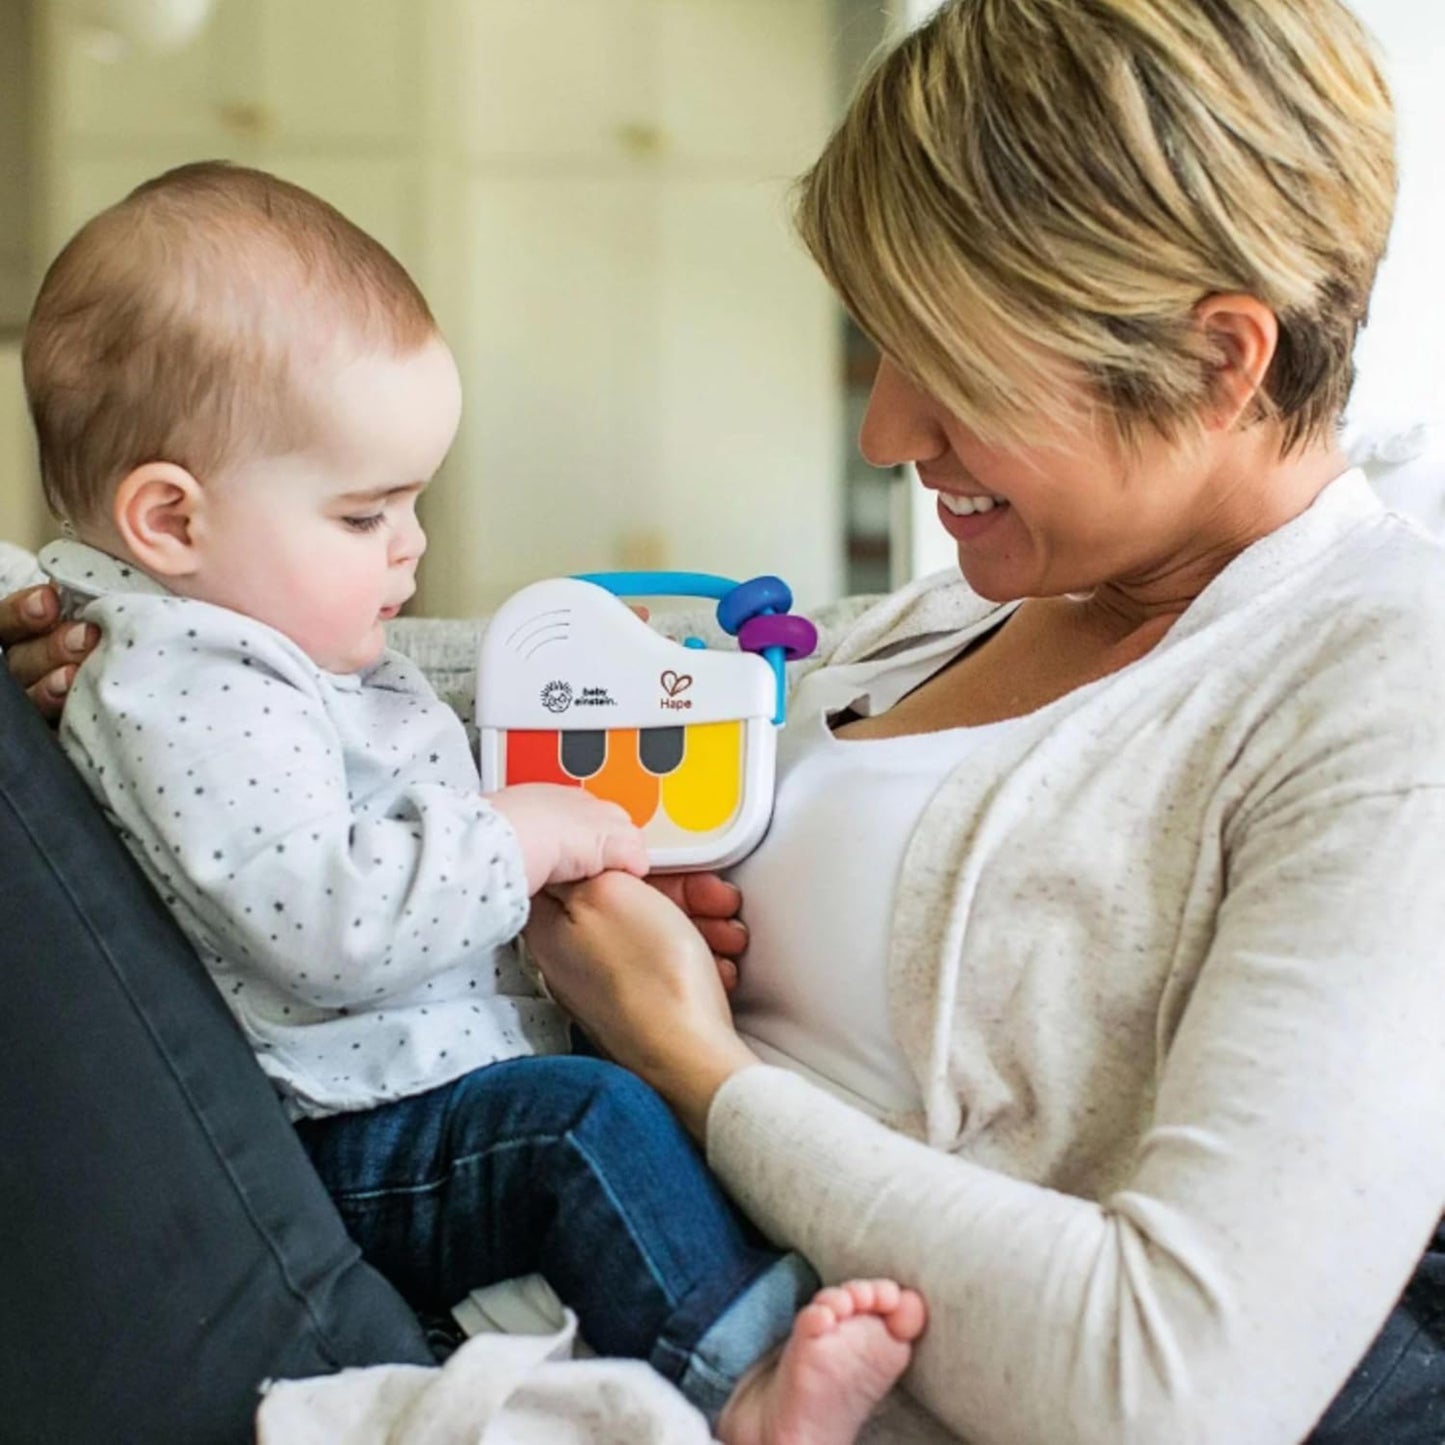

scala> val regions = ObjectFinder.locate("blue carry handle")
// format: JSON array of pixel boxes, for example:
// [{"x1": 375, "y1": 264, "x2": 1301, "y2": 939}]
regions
[{"x1": 573, "y1": 570, "x2": 815, "y2": 725}]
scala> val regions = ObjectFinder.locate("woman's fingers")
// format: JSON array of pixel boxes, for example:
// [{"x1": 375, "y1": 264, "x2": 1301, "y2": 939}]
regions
[
  {"x1": 649, "y1": 872, "x2": 747, "y2": 960},
  {"x1": 7, "y1": 622, "x2": 95, "y2": 698},
  {"x1": 0, "y1": 584, "x2": 59, "y2": 649},
  {"x1": 0, "y1": 584, "x2": 97, "y2": 720},
  {"x1": 677, "y1": 873, "x2": 747, "y2": 962},
  {"x1": 27, "y1": 665, "x2": 78, "y2": 723},
  {"x1": 678, "y1": 870, "x2": 743, "y2": 920},
  {"x1": 696, "y1": 914, "x2": 748, "y2": 959}
]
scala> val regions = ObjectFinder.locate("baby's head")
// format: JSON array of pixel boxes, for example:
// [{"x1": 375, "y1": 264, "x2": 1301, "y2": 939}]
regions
[{"x1": 24, "y1": 161, "x2": 462, "y2": 672}]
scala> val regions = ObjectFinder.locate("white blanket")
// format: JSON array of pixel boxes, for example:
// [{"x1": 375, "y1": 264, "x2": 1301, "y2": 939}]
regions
[{"x1": 256, "y1": 1312, "x2": 717, "y2": 1445}]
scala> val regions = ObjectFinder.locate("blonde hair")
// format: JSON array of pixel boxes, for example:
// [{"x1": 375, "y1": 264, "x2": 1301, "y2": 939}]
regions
[
  {"x1": 24, "y1": 161, "x2": 437, "y2": 526},
  {"x1": 796, "y1": 0, "x2": 1396, "y2": 452}
]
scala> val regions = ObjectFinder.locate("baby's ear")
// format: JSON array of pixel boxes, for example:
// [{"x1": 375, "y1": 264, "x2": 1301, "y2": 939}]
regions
[{"x1": 113, "y1": 462, "x2": 203, "y2": 578}]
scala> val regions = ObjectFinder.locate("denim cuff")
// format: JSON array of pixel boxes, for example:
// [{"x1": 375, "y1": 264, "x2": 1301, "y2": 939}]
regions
[{"x1": 656, "y1": 1251, "x2": 819, "y2": 1425}]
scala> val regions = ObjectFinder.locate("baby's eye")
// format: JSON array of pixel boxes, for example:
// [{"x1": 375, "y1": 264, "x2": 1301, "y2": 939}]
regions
[{"x1": 342, "y1": 513, "x2": 386, "y2": 533}]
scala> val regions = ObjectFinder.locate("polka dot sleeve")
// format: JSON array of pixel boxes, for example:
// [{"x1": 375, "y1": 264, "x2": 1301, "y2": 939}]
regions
[{"x1": 60, "y1": 597, "x2": 529, "y2": 1009}]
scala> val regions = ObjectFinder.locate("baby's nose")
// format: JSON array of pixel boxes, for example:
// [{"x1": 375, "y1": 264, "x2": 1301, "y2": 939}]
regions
[{"x1": 394, "y1": 521, "x2": 427, "y2": 564}]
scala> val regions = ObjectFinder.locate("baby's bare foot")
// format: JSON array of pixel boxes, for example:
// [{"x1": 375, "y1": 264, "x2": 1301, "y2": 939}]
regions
[{"x1": 717, "y1": 1278, "x2": 927, "y2": 1445}]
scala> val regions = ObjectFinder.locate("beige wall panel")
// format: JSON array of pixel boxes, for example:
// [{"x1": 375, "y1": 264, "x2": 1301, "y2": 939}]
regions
[
  {"x1": 437, "y1": 0, "x2": 649, "y2": 163},
  {"x1": 422, "y1": 172, "x2": 655, "y2": 616},
  {"x1": 653, "y1": 177, "x2": 842, "y2": 608},
  {"x1": 257, "y1": 0, "x2": 418, "y2": 145},
  {"x1": 0, "y1": 344, "x2": 46, "y2": 552},
  {"x1": 49, "y1": 0, "x2": 239, "y2": 147},
  {"x1": 656, "y1": 0, "x2": 833, "y2": 169}
]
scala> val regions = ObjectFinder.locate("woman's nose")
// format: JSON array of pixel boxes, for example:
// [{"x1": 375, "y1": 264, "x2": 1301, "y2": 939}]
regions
[{"x1": 857, "y1": 355, "x2": 942, "y2": 470}]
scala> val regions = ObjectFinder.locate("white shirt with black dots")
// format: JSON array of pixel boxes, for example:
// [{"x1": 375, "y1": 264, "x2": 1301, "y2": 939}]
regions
[{"x1": 40, "y1": 539, "x2": 564, "y2": 1120}]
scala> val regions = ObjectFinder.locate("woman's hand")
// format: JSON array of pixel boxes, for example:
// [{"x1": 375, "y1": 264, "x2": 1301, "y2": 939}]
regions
[
  {"x1": 0, "y1": 584, "x2": 96, "y2": 722},
  {"x1": 648, "y1": 871, "x2": 747, "y2": 991},
  {"x1": 526, "y1": 870, "x2": 760, "y2": 1139}
]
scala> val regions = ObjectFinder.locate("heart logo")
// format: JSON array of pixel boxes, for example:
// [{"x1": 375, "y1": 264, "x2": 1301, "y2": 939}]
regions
[{"x1": 660, "y1": 670, "x2": 693, "y2": 698}]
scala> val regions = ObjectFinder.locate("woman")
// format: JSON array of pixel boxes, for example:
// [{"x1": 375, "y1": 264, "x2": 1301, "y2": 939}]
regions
[
  {"x1": 7, "y1": 1, "x2": 1444, "y2": 1440},
  {"x1": 511, "y1": 1, "x2": 1445, "y2": 1440}
]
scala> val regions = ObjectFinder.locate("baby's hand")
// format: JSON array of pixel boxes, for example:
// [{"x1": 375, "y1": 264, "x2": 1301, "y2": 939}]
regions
[{"x1": 488, "y1": 784, "x2": 648, "y2": 894}]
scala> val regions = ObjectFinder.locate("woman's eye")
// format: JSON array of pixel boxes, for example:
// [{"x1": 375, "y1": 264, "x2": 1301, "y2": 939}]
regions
[{"x1": 342, "y1": 513, "x2": 386, "y2": 533}]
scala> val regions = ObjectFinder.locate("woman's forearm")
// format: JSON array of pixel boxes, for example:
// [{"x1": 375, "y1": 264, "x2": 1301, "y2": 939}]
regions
[
  {"x1": 708, "y1": 1064, "x2": 1441, "y2": 1445},
  {"x1": 651, "y1": 1040, "x2": 763, "y2": 1142},
  {"x1": 707, "y1": 785, "x2": 1445, "y2": 1445},
  {"x1": 524, "y1": 870, "x2": 765, "y2": 1141}
]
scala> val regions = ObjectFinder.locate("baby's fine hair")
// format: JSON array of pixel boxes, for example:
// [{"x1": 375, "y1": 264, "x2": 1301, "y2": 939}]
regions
[
  {"x1": 24, "y1": 161, "x2": 437, "y2": 527},
  {"x1": 796, "y1": 0, "x2": 1396, "y2": 453}
]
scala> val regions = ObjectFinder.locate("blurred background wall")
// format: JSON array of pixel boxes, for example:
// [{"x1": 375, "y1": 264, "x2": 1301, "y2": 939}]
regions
[
  {"x1": 0, "y1": 0, "x2": 909, "y2": 615},
  {"x1": 4, "y1": 0, "x2": 1436, "y2": 613}
]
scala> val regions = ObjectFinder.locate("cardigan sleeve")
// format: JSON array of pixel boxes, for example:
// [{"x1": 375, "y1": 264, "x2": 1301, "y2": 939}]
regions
[{"x1": 706, "y1": 779, "x2": 1445, "y2": 1445}]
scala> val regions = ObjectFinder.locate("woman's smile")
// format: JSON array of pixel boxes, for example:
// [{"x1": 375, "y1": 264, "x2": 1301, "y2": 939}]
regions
[{"x1": 934, "y1": 490, "x2": 1011, "y2": 542}]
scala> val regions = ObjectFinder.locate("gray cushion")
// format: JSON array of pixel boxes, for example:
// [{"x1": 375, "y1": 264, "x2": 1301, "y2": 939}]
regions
[{"x1": 0, "y1": 662, "x2": 432, "y2": 1445}]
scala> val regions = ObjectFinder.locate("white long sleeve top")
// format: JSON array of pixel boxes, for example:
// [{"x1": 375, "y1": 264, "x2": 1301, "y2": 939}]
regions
[
  {"x1": 705, "y1": 470, "x2": 1445, "y2": 1444},
  {"x1": 41, "y1": 540, "x2": 564, "y2": 1120}
]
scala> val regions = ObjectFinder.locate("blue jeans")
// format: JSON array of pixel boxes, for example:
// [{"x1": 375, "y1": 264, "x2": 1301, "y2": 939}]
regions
[
  {"x1": 1307, "y1": 1215, "x2": 1445, "y2": 1443},
  {"x1": 295, "y1": 1055, "x2": 818, "y2": 1422}
]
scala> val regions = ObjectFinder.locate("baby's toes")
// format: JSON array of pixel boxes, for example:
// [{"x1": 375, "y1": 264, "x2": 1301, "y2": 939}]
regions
[
  {"x1": 842, "y1": 1278, "x2": 881, "y2": 1313},
  {"x1": 811, "y1": 1285, "x2": 859, "y2": 1322},
  {"x1": 886, "y1": 1288, "x2": 929, "y2": 1342},
  {"x1": 796, "y1": 1300, "x2": 841, "y2": 1338},
  {"x1": 869, "y1": 1279, "x2": 900, "y2": 1312}
]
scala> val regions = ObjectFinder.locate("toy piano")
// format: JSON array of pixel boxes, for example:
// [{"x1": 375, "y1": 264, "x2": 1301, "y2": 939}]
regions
[{"x1": 476, "y1": 571, "x2": 818, "y2": 870}]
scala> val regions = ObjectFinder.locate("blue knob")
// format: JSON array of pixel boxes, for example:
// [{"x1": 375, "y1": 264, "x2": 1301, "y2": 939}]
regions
[{"x1": 683, "y1": 636, "x2": 707, "y2": 650}]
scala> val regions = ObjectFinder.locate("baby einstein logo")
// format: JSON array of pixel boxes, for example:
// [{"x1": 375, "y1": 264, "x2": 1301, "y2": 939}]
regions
[
  {"x1": 660, "y1": 670, "x2": 693, "y2": 712},
  {"x1": 540, "y1": 680, "x2": 573, "y2": 714}
]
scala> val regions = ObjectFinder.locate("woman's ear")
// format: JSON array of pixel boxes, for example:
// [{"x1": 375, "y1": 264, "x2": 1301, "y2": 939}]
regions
[
  {"x1": 1194, "y1": 294, "x2": 1279, "y2": 432},
  {"x1": 112, "y1": 462, "x2": 204, "y2": 578}
]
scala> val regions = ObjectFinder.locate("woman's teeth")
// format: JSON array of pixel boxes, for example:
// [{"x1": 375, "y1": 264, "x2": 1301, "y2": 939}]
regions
[{"x1": 939, "y1": 492, "x2": 1007, "y2": 516}]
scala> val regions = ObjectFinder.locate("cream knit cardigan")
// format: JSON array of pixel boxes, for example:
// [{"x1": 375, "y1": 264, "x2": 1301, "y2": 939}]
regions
[{"x1": 704, "y1": 469, "x2": 1445, "y2": 1444}]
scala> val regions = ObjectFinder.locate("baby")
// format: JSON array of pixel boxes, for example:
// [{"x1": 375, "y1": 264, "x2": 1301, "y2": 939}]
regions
[{"x1": 23, "y1": 162, "x2": 922, "y2": 1444}]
